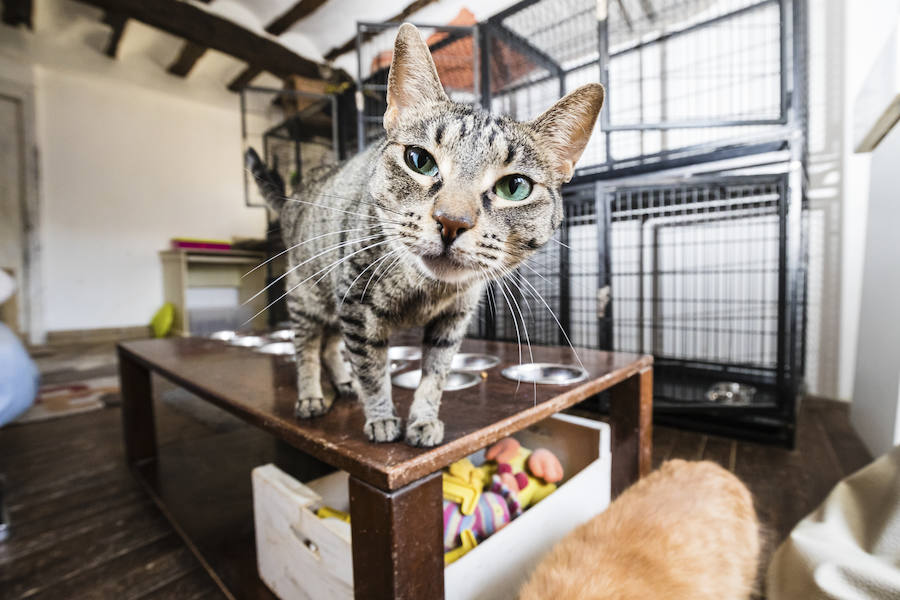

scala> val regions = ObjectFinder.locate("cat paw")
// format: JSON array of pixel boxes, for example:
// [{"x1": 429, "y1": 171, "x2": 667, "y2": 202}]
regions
[
  {"x1": 294, "y1": 396, "x2": 333, "y2": 418},
  {"x1": 364, "y1": 417, "x2": 402, "y2": 442},
  {"x1": 335, "y1": 381, "x2": 355, "y2": 397},
  {"x1": 405, "y1": 418, "x2": 445, "y2": 447}
]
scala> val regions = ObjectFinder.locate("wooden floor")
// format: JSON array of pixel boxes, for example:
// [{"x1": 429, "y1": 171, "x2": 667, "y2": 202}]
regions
[{"x1": 0, "y1": 344, "x2": 872, "y2": 600}]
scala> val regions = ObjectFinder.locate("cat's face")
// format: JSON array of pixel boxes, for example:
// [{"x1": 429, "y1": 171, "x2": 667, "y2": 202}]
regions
[{"x1": 371, "y1": 24, "x2": 604, "y2": 285}]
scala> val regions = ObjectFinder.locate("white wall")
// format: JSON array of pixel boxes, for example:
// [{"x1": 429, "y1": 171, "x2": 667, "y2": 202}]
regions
[
  {"x1": 837, "y1": 0, "x2": 900, "y2": 399},
  {"x1": 850, "y1": 122, "x2": 900, "y2": 457},
  {"x1": 35, "y1": 67, "x2": 266, "y2": 333},
  {"x1": 0, "y1": 6, "x2": 268, "y2": 339}
]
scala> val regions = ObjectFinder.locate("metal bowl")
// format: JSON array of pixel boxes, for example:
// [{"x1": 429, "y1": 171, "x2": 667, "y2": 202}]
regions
[
  {"x1": 392, "y1": 369, "x2": 480, "y2": 391},
  {"x1": 256, "y1": 342, "x2": 296, "y2": 356},
  {"x1": 228, "y1": 335, "x2": 267, "y2": 348},
  {"x1": 209, "y1": 330, "x2": 237, "y2": 342},
  {"x1": 390, "y1": 360, "x2": 409, "y2": 373},
  {"x1": 388, "y1": 346, "x2": 422, "y2": 361},
  {"x1": 450, "y1": 353, "x2": 500, "y2": 371},
  {"x1": 706, "y1": 382, "x2": 756, "y2": 405},
  {"x1": 501, "y1": 363, "x2": 589, "y2": 385},
  {"x1": 267, "y1": 329, "x2": 295, "y2": 342}
]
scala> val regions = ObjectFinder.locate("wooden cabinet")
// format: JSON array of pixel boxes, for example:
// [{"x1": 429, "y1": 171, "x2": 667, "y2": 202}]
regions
[{"x1": 159, "y1": 249, "x2": 267, "y2": 336}]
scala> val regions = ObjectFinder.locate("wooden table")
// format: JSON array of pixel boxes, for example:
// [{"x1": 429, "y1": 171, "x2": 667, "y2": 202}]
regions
[{"x1": 118, "y1": 337, "x2": 652, "y2": 600}]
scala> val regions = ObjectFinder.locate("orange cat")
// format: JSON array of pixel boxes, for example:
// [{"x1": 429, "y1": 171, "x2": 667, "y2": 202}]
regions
[{"x1": 519, "y1": 460, "x2": 759, "y2": 600}]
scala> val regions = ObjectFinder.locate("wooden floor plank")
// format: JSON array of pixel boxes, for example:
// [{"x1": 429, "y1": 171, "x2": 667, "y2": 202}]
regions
[
  {"x1": 700, "y1": 435, "x2": 737, "y2": 471},
  {"x1": 0, "y1": 496, "x2": 160, "y2": 564},
  {"x1": 135, "y1": 567, "x2": 224, "y2": 600},
  {"x1": 1, "y1": 507, "x2": 173, "y2": 598},
  {"x1": 24, "y1": 534, "x2": 197, "y2": 600},
  {"x1": 651, "y1": 426, "x2": 680, "y2": 468},
  {"x1": 806, "y1": 398, "x2": 873, "y2": 476}
]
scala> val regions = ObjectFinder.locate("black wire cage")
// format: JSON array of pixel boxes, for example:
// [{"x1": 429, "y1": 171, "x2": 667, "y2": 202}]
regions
[{"x1": 354, "y1": 0, "x2": 808, "y2": 445}]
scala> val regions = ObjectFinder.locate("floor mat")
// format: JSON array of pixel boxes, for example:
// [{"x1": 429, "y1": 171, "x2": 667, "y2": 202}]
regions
[{"x1": 15, "y1": 375, "x2": 119, "y2": 423}]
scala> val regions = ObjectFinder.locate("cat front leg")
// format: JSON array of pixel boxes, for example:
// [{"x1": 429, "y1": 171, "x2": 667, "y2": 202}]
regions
[
  {"x1": 292, "y1": 323, "x2": 332, "y2": 418},
  {"x1": 339, "y1": 313, "x2": 400, "y2": 442},
  {"x1": 405, "y1": 309, "x2": 472, "y2": 447}
]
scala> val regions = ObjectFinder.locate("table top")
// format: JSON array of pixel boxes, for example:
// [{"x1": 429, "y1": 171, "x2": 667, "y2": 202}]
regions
[{"x1": 119, "y1": 337, "x2": 651, "y2": 490}]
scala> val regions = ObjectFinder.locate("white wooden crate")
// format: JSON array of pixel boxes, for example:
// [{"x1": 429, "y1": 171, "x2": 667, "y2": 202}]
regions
[{"x1": 252, "y1": 414, "x2": 611, "y2": 600}]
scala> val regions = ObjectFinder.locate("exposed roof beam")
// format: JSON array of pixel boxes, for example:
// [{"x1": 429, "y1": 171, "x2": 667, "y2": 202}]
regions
[
  {"x1": 167, "y1": 42, "x2": 207, "y2": 76},
  {"x1": 614, "y1": 0, "x2": 634, "y2": 31},
  {"x1": 323, "y1": 0, "x2": 438, "y2": 63},
  {"x1": 73, "y1": 0, "x2": 322, "y2": 79},
  {"x1": 638, "y1": 0, "x2": 657, "y2": 22},
  {"x1": 224, "y1": 0, "x2": 331, "y2": 90},
  {"x1": 1, "y1": 0, "x2": 33, "y2": 29},
  {"x1": 102, "y1": 12, "x2": 128, "y2": 58}
]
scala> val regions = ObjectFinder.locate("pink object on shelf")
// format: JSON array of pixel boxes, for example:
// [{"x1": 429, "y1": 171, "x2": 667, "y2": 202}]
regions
[{"x1": 170, "y1": 241, "x2": 232, "y2": 251}]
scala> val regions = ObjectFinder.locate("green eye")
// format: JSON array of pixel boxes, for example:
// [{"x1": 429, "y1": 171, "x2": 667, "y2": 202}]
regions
[
  {"x1": 494, "y1": 174, "x2": 533, "y2": 202},
  {"x1": 404, "y1": 146, "x2": 438, "y2": 177}
]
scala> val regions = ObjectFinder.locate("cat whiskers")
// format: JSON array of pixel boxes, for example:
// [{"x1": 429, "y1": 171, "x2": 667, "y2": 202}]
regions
[
  {"x1": 242, "y1": 223, "x2": 388, "y2": 279},
  {"x1": 280, "y1": 196, "x2": 406, "y2": 226},
  {"x1": 512, "y1": 262, "x2": 586, "y2": 372},
  {"x1": 243, "y1": 229, "x2": 399, "y2": 306},
  {"x1": 339, "y1": 246, "x2": 405, "y2": 308},
  {"x1": 243, "y1": 236, "x2": 401, "y2": 326}
]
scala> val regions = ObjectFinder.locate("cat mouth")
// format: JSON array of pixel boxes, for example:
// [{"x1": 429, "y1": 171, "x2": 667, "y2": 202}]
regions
[{"x1": 419, "y1": 252, "x2": 473, "y2": 278}]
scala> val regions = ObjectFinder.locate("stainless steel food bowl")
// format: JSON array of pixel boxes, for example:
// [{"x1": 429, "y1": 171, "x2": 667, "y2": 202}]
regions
[
  {"x1": 256, "y1": 342, "x2": 296, "y2": 356},
  {"x1": 706, "y1": 382, "x2": 756, "y2": 405},
  {"x1": 228, "y1": 335, "x2": 267, "y2": 348},
  {"x1": 267, "y1": 329, "x2": 295, "y2": 342},
  {"x1": 392, "y1": 369, "x2": 480, "y2": 391},
  {"x1": 209, "y1": 330, "x2": 237, "y2": 342},
  {"x1": 390, "y1": 360, "x2": 409, "y2": 373},
  {"x1": 450, "y1": 353, "x2": 501, "y2": 371},
  {"x1": 388, "y1": 346, "x2": 422, "y2": 361},
  {"x1": 501, "y1": 363, "x2": 588, "y2": 385}
]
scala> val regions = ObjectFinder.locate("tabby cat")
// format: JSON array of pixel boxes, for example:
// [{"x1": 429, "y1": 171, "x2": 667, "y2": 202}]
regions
[
  {"x1": 519, "y1": 460, "x2": 761, "y2": 600},
  {"x1": 247, "y1": 24, "x2": 604, "y2": 446}
]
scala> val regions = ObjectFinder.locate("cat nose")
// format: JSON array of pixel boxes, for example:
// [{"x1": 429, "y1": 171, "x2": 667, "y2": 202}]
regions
[{"x1": 434, "y1": 210, "x2": 474, "y2": 246}]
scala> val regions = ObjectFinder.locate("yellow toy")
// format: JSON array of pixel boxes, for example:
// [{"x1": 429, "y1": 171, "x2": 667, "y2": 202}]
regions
[
  {"x1": 316, "y1": 506, "x2": 351, "y2": 523},
  {"x1": 444, "y1": 529, "x2": 478, "y2": 565},
  {"x1": 441, "y1": 458, "x2": 487, "y2": 515}
]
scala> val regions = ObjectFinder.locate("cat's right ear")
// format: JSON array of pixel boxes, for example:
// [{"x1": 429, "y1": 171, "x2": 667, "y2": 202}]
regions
[{"x1": 384, "y1": 23, "x2": 448, "y2": 131}]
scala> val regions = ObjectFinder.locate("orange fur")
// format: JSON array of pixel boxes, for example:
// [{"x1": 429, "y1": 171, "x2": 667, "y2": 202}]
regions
[{"x1": 519, "y1": 460, "x2": 760, "y2": 600}]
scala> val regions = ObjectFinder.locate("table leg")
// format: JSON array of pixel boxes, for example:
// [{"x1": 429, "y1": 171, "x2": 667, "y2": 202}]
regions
[
  {"x1": 117, "y1": 347, "x2": 157, "y2": 467},
  {"x1": 348, "y1": 472, "x2": 444, "y2": 600},
  {"x1": 609, "y1": 366, "x2": 653, "y2": 497}
]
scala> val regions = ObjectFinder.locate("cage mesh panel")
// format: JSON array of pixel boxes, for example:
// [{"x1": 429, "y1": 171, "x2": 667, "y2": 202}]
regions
[
  {"x1": 607, "y1": 178, "x2": 783, "y2": 376},
  {"x1": 481, "y1": 0, "x2": 786, "y2": 170}
]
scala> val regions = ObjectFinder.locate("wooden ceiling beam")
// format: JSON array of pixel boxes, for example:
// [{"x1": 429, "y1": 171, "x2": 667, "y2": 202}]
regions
[
  {"x1": 1, "y1": 0, "x2": 33, "y2": 29},
  {"x1": 226, "y1": 0, "x2": 329, "y2": 91},
  {"x1": 102, "y1": 12, "x2": 128, "y2": 58},
  {"x1": 167, "y1": 42, "x2": 208, "y2": 76},
  {"x1": 323, "y1": 0, "x2": 438, "y2": 63},
  {"x1": 73, "y1": 0, "x2": 322, "y2": 79}
]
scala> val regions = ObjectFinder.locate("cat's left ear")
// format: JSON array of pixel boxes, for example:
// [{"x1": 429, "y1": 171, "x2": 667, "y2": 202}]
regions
[
  {"x1": 384, "y1": 23, "x2": 449, "y2": 131},
  {"x1": 530, "y1": 84, "x2": 605, "y2": 182}
]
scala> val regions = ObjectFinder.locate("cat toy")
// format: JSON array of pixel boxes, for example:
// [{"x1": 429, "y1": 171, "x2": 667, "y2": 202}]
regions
[{"x1": 442, "y1": 439, "x2": 564, "y2": 564}]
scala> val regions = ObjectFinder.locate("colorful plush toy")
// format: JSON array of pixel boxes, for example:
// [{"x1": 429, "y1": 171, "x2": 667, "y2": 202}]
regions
[
  {"x1": 442, "y1": 440, "x2": 564, "y2": 564},
  {"x1": 485, "y1": 437, "x2": 564, "y2": 508}
]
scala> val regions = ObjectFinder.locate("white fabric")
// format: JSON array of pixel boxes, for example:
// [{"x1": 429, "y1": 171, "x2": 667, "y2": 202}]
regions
[
  {"x1": 0, "y1": 270, "x2": 15, "y2": 305},
  {"x1": 768, "y1": 444, "x2": 900, "y2": 599}
]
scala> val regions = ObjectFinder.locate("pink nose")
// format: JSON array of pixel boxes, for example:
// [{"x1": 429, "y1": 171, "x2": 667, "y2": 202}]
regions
[{"x1": 434, "y1": 210, "x2": 474, "y2": 245}]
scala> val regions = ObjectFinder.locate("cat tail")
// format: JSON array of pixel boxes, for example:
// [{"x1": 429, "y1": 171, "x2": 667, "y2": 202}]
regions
[{"x1": 245, "y1": 147, "x2": 287, "y2": 213}]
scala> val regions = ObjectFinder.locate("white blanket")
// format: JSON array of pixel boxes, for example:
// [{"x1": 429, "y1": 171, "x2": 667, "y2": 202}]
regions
[{"x1": 767, "y1": 444, "x2": 900, "y2": 599}]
